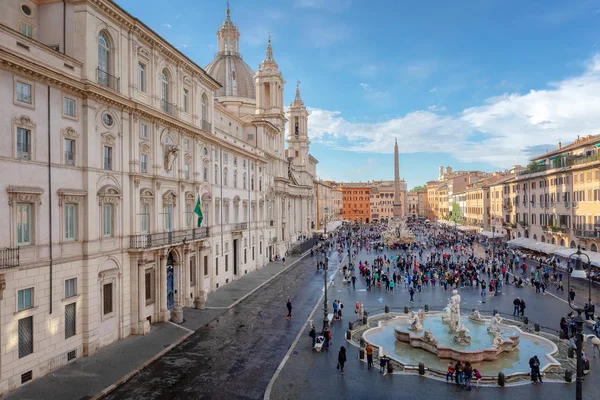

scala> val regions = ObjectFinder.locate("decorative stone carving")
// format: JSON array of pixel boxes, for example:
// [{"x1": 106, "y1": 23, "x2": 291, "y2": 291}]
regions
[
  {"x1": 101, "y1": 132, "x2": 116, "y2": 145},
  {"x1": 15, "y1": 115, "x2": 34, "y2": 127},
  {"x1": 57, "y1": 188, "x2": 87, "y2": 206},
  {"x1": 185, "y1": 192, "x2": 195, "y2": 202},
  {"x1": 140, "y1": 188, "x2": 154, "y2": 205},
  {"x1": 233, "y1": 196, "x2": 241, "y2": 206},
  {"x1": 453, "y1": 330, "x2": 472, "y2": 345},
  {"x1": 184, "y1": 152, "x2": 192, "y2": 164},
  {"x1": 138, "y1": 46, "x2": 150, "y2": 58},
  {"x1": 201, "y1": 192, "x2": 212, "y2": 204},
  {"x1": 407, "y1": 311, "x2": 423, "y2": 332},
  {"x1": 7, "y1": 186, "x2": 44, "y2": 206},
  {"x1": 61, "y1": 126, "x2": 79, "y2": 139},
  {"x1": 139, "y1": 142, "x2": 150, "y2": 153},
  {"x1": 132, "y1": 114, "x2": 139, "y2": 123},
  {"x1": 162, "y1": 190, "x2": 177, "y2": 207},
  {"x1": 134, "y1": 178, "x2": 140, "y2": 188},
  {"x1": 492, "y1": 332, "x2": 504, "y2": 348},
  {"x1": 97, "y1": 185, "x2": 121, "y2": 205},
  {"x1": 164, "y1": 145, "x2": 180, "y2": 172}
]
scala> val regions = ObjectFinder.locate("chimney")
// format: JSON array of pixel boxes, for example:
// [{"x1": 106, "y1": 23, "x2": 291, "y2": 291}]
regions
[{"x1": 558, "y1": 141, "x2": 562, "y2": 150}]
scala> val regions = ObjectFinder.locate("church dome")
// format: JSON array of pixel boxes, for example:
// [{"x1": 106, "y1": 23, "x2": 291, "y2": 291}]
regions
[
  {"x1": 205, "y1": 7, "x2": 256, "y2": 100},
  {"x1": 205, "y1": 55, "x2": 256, "y2": 100}
]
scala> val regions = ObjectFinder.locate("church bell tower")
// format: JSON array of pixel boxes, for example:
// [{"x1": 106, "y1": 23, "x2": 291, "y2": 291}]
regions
[{"x1": 287, "y1": 83, "x2": 309, "y2": 168}]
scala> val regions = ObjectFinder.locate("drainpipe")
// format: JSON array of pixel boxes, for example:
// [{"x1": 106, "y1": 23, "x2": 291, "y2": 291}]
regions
[
  {"x1": 220, "y1": 148, "x2": 223, "y2": 254},
  {"x1": 47, "y1": 86, "x2": 53, "y2": 314},
  {"x1": 62, "y1": 0, "x2": 66, "y2": 54}
]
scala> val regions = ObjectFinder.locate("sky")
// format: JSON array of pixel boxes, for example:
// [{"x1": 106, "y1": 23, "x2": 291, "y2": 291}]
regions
[{"x1": 116, "y1": 0, "x2": 600, "y2": 189}]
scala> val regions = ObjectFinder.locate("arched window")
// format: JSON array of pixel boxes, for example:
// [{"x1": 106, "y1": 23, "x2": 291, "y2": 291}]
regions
[
  {"x1": 98, "y1": 31, "x2": 111, "y2": 86},
  {"x1": 201, "y1": 94, "x2": 208, "y2": 122},
  {"x1": 161, "y1": 69, "x2": 170, "y2": 109},
  {"x1": 223, "y1": 168, "x2": 228, "y2": 186},
  {"x1": 591, "y1": 243, "x2": 598, "y2": 252},
  {"x1": 234, "y1": 171, "x2": 238, "y2": 188},
  {"x1": 533, "y1": 234, "x2": 537, "y2": 241}
]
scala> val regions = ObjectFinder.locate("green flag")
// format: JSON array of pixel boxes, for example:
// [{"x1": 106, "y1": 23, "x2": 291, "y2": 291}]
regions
[{"x1": 194, "y1": 196, "x2": 203, "y2": 227}]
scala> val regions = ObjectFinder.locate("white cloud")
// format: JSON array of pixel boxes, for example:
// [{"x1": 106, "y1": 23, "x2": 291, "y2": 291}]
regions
[
  {"x1": 428, "y1": 105, "x2": 446, "y2": 112},
  {"x1": 162, "y1": 23, "x2": 172, "y2": 29},
  {"x1": 308, "y1": 54, "x2": 600, "y2": 168},
  {"x1": 359, "y1": 83, "x2": 370, "y2": 91},
  {"x1": 429, "y1": 87, "x2": 438, "y2": 93}
]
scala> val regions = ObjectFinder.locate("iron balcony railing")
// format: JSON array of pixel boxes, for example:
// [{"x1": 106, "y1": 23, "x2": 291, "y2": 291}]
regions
[
  {"x1": 96, "y1": 68, "x2": 120, "y2": 91},
  {"x1": 129, "y1": 227, "x2": 209, "y2": 250},
  {"x1": 233, "y1": 222, "x2": 248, "y2": 231},
  {"x1": 574, "y1": 229, "x2": 599, "y2": 239},
  {"x1": 0, "y1": 247, "x2": 19, "y2": 268},
  {"x1": 201, "y1": 119, "x2": 212, "y2": 132},
  {"x1": 64, "y1": 151, "x2": 75, "y2": 165},
  {"x1": 161, "y1": 100, "x2": 177, "y2": 116}
]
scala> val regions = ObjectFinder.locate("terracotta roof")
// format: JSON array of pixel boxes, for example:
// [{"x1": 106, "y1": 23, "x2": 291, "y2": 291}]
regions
[{"x1": 531, "y1": 134, "x2": 600, "y2": 161}]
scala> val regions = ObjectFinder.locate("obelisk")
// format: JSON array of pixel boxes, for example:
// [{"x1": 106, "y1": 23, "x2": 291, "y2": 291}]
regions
[{"x1": 393, "y1": 138, "x2": 402, "y2": 219}]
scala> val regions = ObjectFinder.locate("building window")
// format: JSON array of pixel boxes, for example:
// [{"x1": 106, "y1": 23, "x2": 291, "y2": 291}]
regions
[
  {"x1": 215, "y1": 165, "x2": 219, "y2": 185},
  {"x1": 65, "y1": 278, "x2": 77, "y2": 298},
  {"x1": 63, "y1": 97, "x2": 76, "y2": 117},
  {"x1": 183, "y1": 89, "x2": 189, "y2": 113},
  {"x1": 65, "y1": 303, "x2": 76, "y2": 339},
  {"x1": 103, "y1": 204, "x2": 113, "y2": 237},
  {"x1": 20, "y1": 21, "x2": 34, "y2": 38},
  {"x1": 184, "y1": 139, "x2": 190, "y2": 150},
  {"x1": 18, "y1": 316, "x2": 33, "y2": 358},
  {"x1": 64, "y1": 138, "x2": 75, "y2": 165},
  {"x1": 17, "y1": 288, "x2": 34, "y2": 311},
  {"x1": 203, "y1": 166, "x2": 208, "y2": 182},
  {"x1": 98, "y1": 31, "x2": 111, "y2": 86},
  {"x1": 145, "y1": 269, "x2": 155, "y2": 305},
  {"x1": 165, "y1": 203, "x2": 173, "y2": 231},
  {"x1": 64, "y1": 203, "x2": 77, "y2": 241},
  {"x1": 223, "y1": 168, "x2": 228, "y2": 186},
  {"x1": 141, "y1": 153, "x2": 148, "y2": 173},
  {"x1": 215, "y1": 257, "x2": 219, "y2": 275},
  {"x1": 243, "y1": 173, "x2": 247, "y2": 189},
  {"x1": 103, "y1": 283, "x2": 113, "y2": 315},
  {"x1": 16, "y1": 81, "x2": 32, "y2": 104},
  {"x1": 140, "y1": 122, "x2": 148, "y2": 138},
  {"x1": 190, "y1": 257, "x2": 196, "y2": 286},
  {"x1": 185, "y1": 202, "x2": 192, "y2": 228},
  {"x1": 17, "y1": 203, "x2": 32, "y2": 245},
  {"x1": 138, "y1": 62, "x2": 146, "y2": 92},
  {"x1": 141, "y1": 204, "x2": 150, "y2": 233},
  {"x1": 234, "y1": 171, "x2": 238, "y2": 188},
  {"x1": 103, "y1": 146, "x2": 113, "y2": 170},
  {"x1": 16, "y1": 127, "x2": 31, "y2": 159},
  {"x1": 184, "y1": 163, "x2": 190, "y2": 180},
  {"x1": 203, "y1": 255, "x2": 208, "y2": 276},
  {"x1": 201, "y1": 94, "x2": 208, "y2": 121},
  {"x1": 161, "y1": 69, "x2": 170, "y2": 109}
]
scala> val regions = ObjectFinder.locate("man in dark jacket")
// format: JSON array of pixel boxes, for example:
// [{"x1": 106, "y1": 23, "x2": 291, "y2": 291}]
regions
[
  {"x1": 286, "y1": 299, "x2": 292, "y2": 319},
  {"x1": 513, "y1": 297, "x2": 521, "y2": 316}
]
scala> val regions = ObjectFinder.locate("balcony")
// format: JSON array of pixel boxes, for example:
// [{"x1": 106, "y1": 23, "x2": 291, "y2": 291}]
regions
[
  {"x1": 0, "y1": 247, "x2": 19, "y2": 268},
  {"x1": 233, "y1": 222, "x2": 248, "y2": 231},
  {"x1": 96, "y1": 68, "x2": 120, "y2": 91},
  {"x1": 161, "y1": 100, "x2": 177, "y2": 116},
  {"x1": 574, "y1": 230, "x2": 600, "y2": 239},
  {"x1": 269, "y1": 237, "x2": 278, "y2": 245},
  {"x1": 542, "y1": 225, "x2": 570, "y2": 235},
  {"x1": 129, "y1": 227, "x2": 209, "y2": 250},
  {"x1": 518, "y1": 221, "x2": 529, "y2": 227},
  {"x1": 201, "y1": 119, "x2": 212, "y2": 132},
  {"x1": 531, "y1": 202, "x2": 536, "y2": 208}
]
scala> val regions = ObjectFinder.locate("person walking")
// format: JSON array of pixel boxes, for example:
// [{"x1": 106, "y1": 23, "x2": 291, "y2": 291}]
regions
[
  {"x1": 337, "y1": 346, "x2": 347, "y2": 375},
  {"x1": 309, "y1": 325, "x2": 316, "y2": 349},
  {"x1": 409, "y1": 286, "x2": 415, "y2": 302},
  {"x1": 351, "y1": 275, "x2": 357, "y2": 289},
  {"x1": 286, "y1": 298, "x2": 293, "y2": 319},
  {"x1": 463, "y1": 361, "x2": 473, "y2": 391},
  {"x1": 513, "y1": 297, "x2": 520, "y2": 316},
  {"x1": 365, "y1": 343, "x2": 374, "y2": 369},
  {"x1": 519, "y1": 299, "x2": 526, "y2": 316}
]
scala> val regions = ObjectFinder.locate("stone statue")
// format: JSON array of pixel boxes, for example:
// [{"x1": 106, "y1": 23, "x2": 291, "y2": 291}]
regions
[
  {"x1": 408, "y1": 311, "x2": 423, "y2": 331},
  {"x1": 422, "y1": 329, "x2": 437, "y2": 344},
  {"x1": 164, "y1": 145, "x2": 180, "y2": 172},
  {"x1": 442, "y1": 306, "x2": 452, "y2": 322},
  {"x1": 469, "y1": 309, "x2": 485, "y2": 322},
  {"x1": 487, "y1": 313, "x2": 502, "y2": 334},
  {"x1": 453, "y1": 330, "x2": 472, "y2": 345},
  {"x1": 444, "y1": 290, "x2": 467, "y2": 334},
  {"x1": 381, "y1": 218, "x2": 414, "y2": 245},
  {"x1": 287, "y1": 157, "x2": 299, "y2": 185},
  {"x1": 357, "y1": 302, "x2": 364, "y2": 320},
  {"x1": 492, "y1": 331, "x2": 504, "y2": 348}
]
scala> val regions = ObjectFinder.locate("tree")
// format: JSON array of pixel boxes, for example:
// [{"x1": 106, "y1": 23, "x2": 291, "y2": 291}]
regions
[
  {"x1": 450, "y1": 202, "x2": 461, "y2": 224},
  {"x1": 410, "y1": 185, "x2": 425, "y2": 192}
]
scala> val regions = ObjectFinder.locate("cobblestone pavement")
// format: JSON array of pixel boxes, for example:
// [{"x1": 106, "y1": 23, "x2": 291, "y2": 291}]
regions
[
  {"x1": 103, "y1": 250, "x2": 345, "y2": 400},
  {"x1": 269, "y1": 245, "x2": 600, "y2": 400}
]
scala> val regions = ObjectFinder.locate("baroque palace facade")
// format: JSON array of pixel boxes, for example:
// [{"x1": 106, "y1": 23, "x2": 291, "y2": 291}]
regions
[{"x1": 0, "y1": 0, "x2": 316, "y2": 392}]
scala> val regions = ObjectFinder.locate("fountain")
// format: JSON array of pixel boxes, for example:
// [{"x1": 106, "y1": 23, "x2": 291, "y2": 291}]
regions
[
  {"x1": 363, "y1": 290, "x2": 561, "y2": 376},
  {"x1": 382, "y1": 218, "x2": 414, "y2": 245}
]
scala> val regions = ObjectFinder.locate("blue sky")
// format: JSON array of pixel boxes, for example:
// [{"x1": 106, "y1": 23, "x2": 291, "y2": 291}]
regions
[{"x1": 116, "y1": 0, "x2": 600, "y2": 189}]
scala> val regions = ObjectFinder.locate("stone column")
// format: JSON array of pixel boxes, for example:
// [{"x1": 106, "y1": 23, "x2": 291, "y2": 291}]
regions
[
  {"x1": 171, "y1": 258, "x2": 184, "y2": 323},
  {"x1": 159, "y1": 252, "x2": 168, "y2": 321}
]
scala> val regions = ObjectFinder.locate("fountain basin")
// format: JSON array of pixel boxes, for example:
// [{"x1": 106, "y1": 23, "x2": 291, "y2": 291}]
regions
[{"x1": 363, "y1": 313, "x2": 560, "y2": 376}]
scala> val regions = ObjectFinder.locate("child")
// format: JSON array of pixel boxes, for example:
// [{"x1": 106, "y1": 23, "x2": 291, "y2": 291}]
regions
[
  {"x1": 446, "y1": 361, "x2": 455, "y2": 382},
  {"x1": 474, "y1": 369, "x2": 482, "y2": 388}
]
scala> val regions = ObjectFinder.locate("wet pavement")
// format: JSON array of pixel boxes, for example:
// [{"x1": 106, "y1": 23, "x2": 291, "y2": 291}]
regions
[
  {"x1": 103, "y1": 250, "x2": 344, "y2": 400},
  {"x1": 269, "y1": 244, "x2": 600, "y2": 400}
]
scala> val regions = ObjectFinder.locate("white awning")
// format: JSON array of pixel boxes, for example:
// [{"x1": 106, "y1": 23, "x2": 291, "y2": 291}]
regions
[
  {"x1": 552, "y1": 247, "x2": 600, "y2": 268},
  {"x1": 480, "y1": 231, "x2": 506, "y2": 239},
  {"x1": 507, "y1": 237, "x2": 561, "y2": 254}
]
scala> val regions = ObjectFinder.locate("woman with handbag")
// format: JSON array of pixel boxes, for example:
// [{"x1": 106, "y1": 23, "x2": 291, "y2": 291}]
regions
[{"x1": 337, "y1": 346, "x2": 347, "y2": 375}]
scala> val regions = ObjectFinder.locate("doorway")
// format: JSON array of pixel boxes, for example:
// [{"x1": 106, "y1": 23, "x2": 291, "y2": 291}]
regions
[
  {"x1": 166, "y1": 252, "x2": 174, "y2": 310},
  {"x1": 233, "y1": 239, "x2": 239, "y2": 275}
]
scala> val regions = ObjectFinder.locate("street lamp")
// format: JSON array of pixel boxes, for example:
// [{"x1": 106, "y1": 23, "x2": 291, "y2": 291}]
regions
[
  {"x1": 322, "y1": 255, "x2": 329, "y2": 333},
  {"x1": 567, "y1": 246, "x2": 593, "y2": 400},
  {"x1": 492, "y1": 226, "x2": 496, "y2": 259}
]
